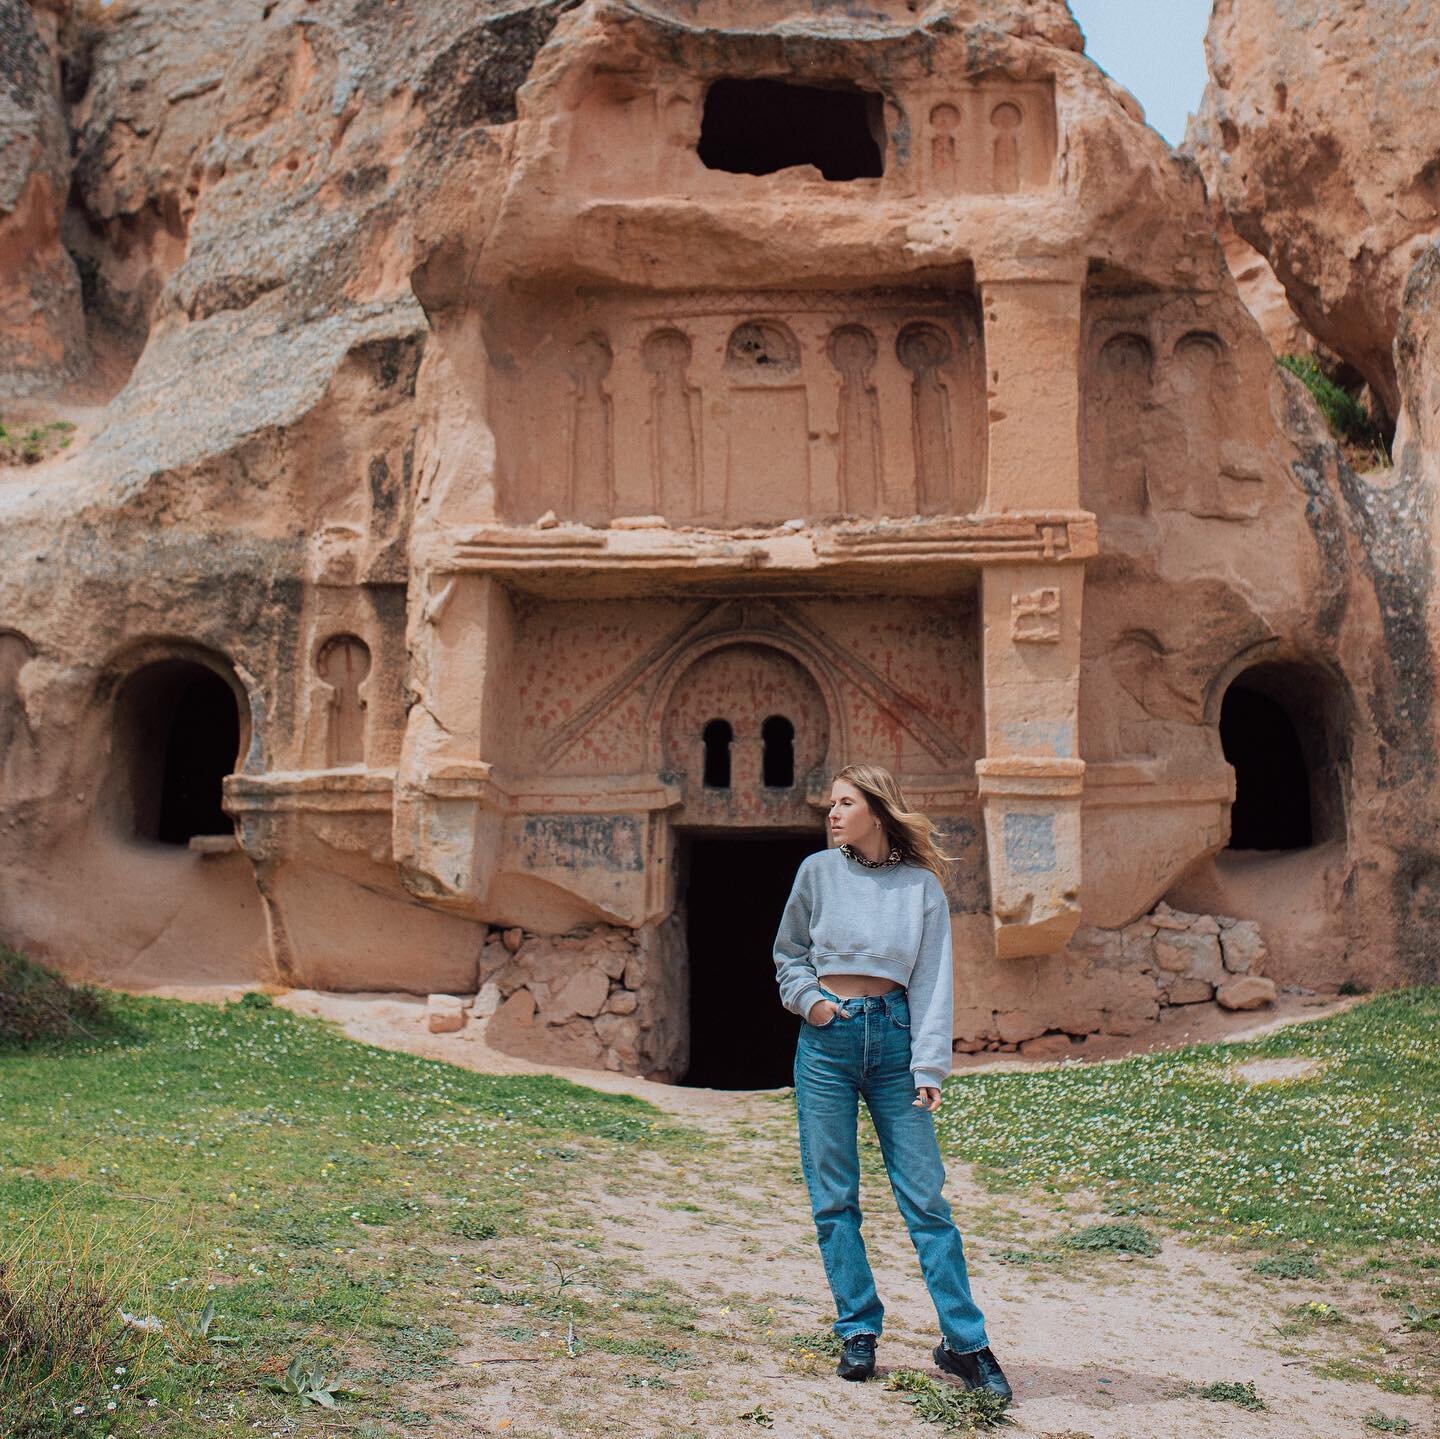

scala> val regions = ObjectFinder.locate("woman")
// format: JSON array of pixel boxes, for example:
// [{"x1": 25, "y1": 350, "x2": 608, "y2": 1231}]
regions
[{"x1": 773, "y1": 763, "x2": 1011, "y2": 1399}]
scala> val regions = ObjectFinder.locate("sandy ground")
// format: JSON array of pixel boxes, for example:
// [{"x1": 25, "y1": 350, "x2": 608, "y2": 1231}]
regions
[{"x1": 126, "y1": 983, "x2": 1435, "y2": 1436}]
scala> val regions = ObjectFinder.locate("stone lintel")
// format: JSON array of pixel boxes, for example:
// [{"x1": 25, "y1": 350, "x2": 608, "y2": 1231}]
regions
[
  {"x1": 442, "y1": 512, "x2": 1098, "y2": 596},
  {"x1": 225, "y1": 769, "x2": 396, "y2": 814}
]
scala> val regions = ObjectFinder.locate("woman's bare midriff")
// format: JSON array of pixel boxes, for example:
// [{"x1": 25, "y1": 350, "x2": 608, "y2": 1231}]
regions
[{"x1": 823, "y1": 974, "x2": 903, "y2": 998}]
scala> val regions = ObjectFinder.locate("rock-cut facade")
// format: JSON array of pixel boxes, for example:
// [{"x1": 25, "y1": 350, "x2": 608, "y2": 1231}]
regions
[{"x1": 1, "y1": 0, "x2": 1436, "y2": 1079}]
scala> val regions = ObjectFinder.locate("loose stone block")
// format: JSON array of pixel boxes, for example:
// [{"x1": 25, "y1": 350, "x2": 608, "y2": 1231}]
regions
[
  {"x1": 597, "y1": 949, "x2": 629, "y2": 980},
  {"x1": 1019, "y1": 1032, "x2": 1073, "y2": 1059},
  {"x1": 1168, "y1": 977, "x2": 1215, "y2": 1004},
  {"x1": 1221, "y1": 921, "x2": 1268, "y2": 975},
  {"x1": 470, "y1": 981, "x2": 502, "y2": 1018},
  {"x1": 1156, "y1": 931, "x2": 1225, "y2": 983},
  {"x1": 426, "y1": 993, "x2": 468, "y2": 1033},
  {"x1": 1217, "y1": 974, "x2": 1277, "y2": 1010},
  {"x1": 548, "y1": 968, "x2": 610, "y2": 1023}
]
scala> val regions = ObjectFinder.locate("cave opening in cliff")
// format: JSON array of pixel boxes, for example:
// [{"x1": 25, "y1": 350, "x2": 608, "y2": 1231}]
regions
[
  {"x1": 111, "y1": 658, "x2": 243, "y2": 846},
  {"x1": 680, "y1": 831, "x2": 826, "y2": 1088},
  {"x1": 698, "y1": 78, "x2": 884, "y2": 181},
  {"x1": 1219, "y1": 660, "x2": 1349, "y2": 851}
]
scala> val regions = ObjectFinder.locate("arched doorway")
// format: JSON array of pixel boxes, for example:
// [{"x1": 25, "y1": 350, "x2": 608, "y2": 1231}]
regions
[
  {"x1": 109, "y1": 656, "x2": 245, "y2": 845},
  {"x1": 1217, "y1": 660, "x2": 1348, "y2": 852},
  {"x1": 660, "y1": 641, "x2": 832, "y2": 1088}
]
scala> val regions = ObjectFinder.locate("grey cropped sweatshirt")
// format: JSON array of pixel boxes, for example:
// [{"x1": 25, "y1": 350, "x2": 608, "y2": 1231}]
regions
[{"x1": 773, "y1": 847, "x2": 954, "y2": 1091}]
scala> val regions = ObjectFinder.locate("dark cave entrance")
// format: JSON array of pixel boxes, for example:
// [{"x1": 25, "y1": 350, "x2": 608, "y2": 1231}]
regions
[
  {"x1": 680, "y1": 831, "x2": 826, "y2": 1089},
  {"x1": 697, "y1": 78, "x2": 885, "y2": 181},
  {"x1": 112, "y1": 659, "x2": 242, "y2": 845},
  {"x1": 1218, "y1": 661, "x2": 1348, "y2": 851}
]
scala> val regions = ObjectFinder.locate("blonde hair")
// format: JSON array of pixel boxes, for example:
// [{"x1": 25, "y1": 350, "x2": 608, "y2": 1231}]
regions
[{"x1": 832, "y1": 763, "x2": 954, "y2": 883}]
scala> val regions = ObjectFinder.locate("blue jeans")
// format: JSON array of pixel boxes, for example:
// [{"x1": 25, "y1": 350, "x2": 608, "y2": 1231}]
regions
[{"x1": 794, "y1": 988, "x2": 989, "y2": 1354}]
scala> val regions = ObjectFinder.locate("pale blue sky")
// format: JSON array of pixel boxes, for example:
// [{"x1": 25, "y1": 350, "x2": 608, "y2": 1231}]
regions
[{"x1": 1067, "y1": 0, "x2": 1213, "y2": 146}]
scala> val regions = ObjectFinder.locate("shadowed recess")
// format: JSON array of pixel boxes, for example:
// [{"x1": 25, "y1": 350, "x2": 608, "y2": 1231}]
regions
[
  {"x1": 698, "y1": 78, "x2": 885, "y2": 180},
  {"x1": 1218, "y1": 659, "x2": 1350, "y2": 853},
  {"x1": 702, "y1": 718, "x2": 733, "y2": 789},
  {"x1": 111, "y1": 660, "x2": 240, "y2": 845},
  {"x1": 1221, "y1": 686, "x2": 1312, "y2": 849},
  {"x1": 681, "y1": 832, "x2": 824, "y2": 1089},
  {"x1": 762, "y1": 714, "x2": 795, "y2": 788}
]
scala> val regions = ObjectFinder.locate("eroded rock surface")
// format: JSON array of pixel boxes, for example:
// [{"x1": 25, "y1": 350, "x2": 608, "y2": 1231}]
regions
[
  {"x1": 1190, "y1": 0, "x2": 1440, "y2": 420},
  {"x1": 0, "y1": 0, "x2": 85, "y2": 398}
]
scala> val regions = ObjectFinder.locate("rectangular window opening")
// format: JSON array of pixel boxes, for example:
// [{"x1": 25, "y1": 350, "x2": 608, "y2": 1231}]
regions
[{"x1": 697, "y1": 78, "x2": 884, "y2": 181}]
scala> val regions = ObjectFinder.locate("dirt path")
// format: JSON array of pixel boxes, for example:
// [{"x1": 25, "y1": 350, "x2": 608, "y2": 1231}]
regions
[
  {"x1": 424, "y1": 1086, "x2": 1432, "y2": 1439},
  {"x1": 139, "y1": 985, "x2": 1435, "y2": 1436}
]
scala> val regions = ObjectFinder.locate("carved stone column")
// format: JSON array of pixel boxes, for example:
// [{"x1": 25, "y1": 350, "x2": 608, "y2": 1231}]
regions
[
  {"x1": 393, "y1": 573, "x2": 515, "y2": 907},
  {"x1": 976, "y1": 270, "x2": 1089, "y2": 957}
]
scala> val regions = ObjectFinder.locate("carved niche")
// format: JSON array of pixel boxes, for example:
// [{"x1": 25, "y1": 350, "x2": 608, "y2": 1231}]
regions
[
  {"x1": 1168, "y1": 331, "x2": 1265, "y2": 520},
  {"x1": 916, "y1": 81, "x2": 1058, "y2": 195},
  {"x1": 642, "y1": 328, "x2": 701, "y2": 517},
  {"x1": 1082, "y1": 331, "x2": 1154, "y2": 517},
  {"x1": 492, "y1": 291, "x2": 986, "y2": 527},
  {"x1": 568, "y1": 333, "x2": 615, "y2": 513},
  {"x1": 315, "y1": 634, "x2": 372, "y2": 767},
  {"x1": 1082, "y1": 308, "x2": 1266, "y2": 523}
]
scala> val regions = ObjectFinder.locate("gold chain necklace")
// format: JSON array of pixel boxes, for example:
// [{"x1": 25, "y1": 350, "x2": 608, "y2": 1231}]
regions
[{"x1": 839, "y1": 843, "x2": 902, "y2": 869}]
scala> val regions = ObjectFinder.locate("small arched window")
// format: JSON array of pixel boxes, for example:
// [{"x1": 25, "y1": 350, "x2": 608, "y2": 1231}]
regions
[
  {"x1": 762, "y1": 715, "x2": 795, "y2": 789},
  {"x1": 702, "y1": 719, "x2": 733, "y2": 789}
]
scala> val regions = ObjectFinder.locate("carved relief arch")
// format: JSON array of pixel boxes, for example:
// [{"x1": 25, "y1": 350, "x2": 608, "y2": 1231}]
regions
[
  {"x1": 539, "y1": 598, "x2": 964, "y2": 772},
  {"x1": 647, "y1": 626, "x2": 842, "y2": 781}
]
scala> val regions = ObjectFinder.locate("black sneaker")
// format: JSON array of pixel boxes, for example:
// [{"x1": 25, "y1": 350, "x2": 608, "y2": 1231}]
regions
[
  {"x1": 932, "y1": 1344, "x2": 1013, "y2": 1403},
  {"x1": 836, "y1": 1333, "x2": 877, "y2": 1381}
]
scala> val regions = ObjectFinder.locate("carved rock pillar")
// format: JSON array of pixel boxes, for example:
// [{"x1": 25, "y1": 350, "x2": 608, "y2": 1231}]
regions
[
  {"x1": 977, "y1": 272, "x2": 1088, "y2": 957},
  {"x1": 393, "y1": 573, "x2": 515, "y2": 908}
]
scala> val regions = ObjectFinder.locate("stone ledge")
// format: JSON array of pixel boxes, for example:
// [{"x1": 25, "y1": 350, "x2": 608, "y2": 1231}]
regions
[{"x1": 441, "y1": 512, "x2": 1098, "y2": 594}]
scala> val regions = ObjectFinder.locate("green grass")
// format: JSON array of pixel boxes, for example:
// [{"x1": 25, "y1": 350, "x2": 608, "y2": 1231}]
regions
[
  {"x1": 1277, "y1": 354, "x2": 1389, "y2": 464},
  {"x1": 937, "y1": 989, "x2": 1440, "y2": 1256},
  {"x1": 1254, "y1": 1251, "x2": 1323, "y2": 1280},
  {"x1": 0, "y1": 992, "x2": 695, "y2": 1436},
  {"x1": 0, "y1": 419, "x2": 75, "y2": 466},
  {"x1": 0, "y1": 947, "x2": 128, "y2": 1050}
]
